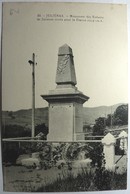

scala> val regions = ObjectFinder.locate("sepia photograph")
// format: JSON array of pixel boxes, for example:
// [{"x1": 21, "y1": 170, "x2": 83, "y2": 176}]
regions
[{"x1": 0, "y1": 1, "x2": 129, "y2": 192}]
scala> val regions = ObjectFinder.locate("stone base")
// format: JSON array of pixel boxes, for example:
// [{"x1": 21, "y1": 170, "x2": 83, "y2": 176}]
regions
[
  {"x1": 42, "y1": 89, "x2": 89, "y2": 141},
  {"x1": 47, "y1": 102, "x2": 74, "y2": 141}
]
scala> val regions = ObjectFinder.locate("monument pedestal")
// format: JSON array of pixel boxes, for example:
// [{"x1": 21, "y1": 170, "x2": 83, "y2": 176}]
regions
[
  {"x1": 42, "y1": 88, "x2": 89, "y2": 141},
  {"x1": 41, "y1": 44, "x2": 89, "y2": 141}
]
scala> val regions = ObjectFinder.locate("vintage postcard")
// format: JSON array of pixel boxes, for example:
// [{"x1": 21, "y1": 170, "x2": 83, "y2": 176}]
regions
[{"x1": 1, "y1": 2, "x2": 128, "y2": 192}]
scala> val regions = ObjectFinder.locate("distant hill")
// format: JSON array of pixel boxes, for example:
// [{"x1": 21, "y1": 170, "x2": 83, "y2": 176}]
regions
[
  {"x1": 83, "y1": 103, "x2": 124, "y2": 124},
  {"x1": 2, "y1": 107, "x2": 48, "y2": 128},
  {"x1": 2, "y1": 103, "x2": 125, "y2": 128}
]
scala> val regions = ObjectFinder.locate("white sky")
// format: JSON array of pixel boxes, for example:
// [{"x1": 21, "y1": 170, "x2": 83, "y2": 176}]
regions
[{"x1": 2, "y1": 2, "x2": 128, "y2": 111}]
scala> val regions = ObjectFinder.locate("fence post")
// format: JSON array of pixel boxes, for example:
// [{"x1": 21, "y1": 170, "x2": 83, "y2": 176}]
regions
[
  {"x1": 102, "y1": 133, "x2": 116, "y2": 170},
  {"x1": 118, "y1": 131, "x2": 128, "y2": 154}
]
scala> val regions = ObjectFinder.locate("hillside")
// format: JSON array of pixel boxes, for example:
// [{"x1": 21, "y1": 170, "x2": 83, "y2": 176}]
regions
[
  {"x1": 83, "y1": 103, "x2": 123, "y2": 124},
  {"x1": 2, "y1": 107, "x2": 48, "y2": 128},
  {"x1": 2, "y1": 103, "x2": 125, "y2": 128}
]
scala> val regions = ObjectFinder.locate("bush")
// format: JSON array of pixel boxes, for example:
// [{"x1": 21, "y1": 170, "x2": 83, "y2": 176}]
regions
[
  {"x1": 2, "y1": 124, "x2": 31, "y2": 138},
  {"x1": 2, "y1": 142, "x2": 21, "y2": 164},
  {"x1": 89, "y1": 143, "x2": 105, "y2": 168}
]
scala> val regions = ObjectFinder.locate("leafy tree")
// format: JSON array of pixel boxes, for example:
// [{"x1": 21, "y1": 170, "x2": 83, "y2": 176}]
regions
[
  {"x1": 113, "y1": 104, "x2": 128, "y2": 125},
  {"x1": 92, "y1": 117, "x2": 106, "y2": 136},
  {"x1": 106, "y1": 114, "x2": 113, "y2": 127},
  {"x1": 106, "y1": 104, "x2": 128, "y2": 127}
]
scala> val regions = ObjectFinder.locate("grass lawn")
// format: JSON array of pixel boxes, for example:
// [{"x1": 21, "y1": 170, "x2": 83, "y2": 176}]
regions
[
  {"x1": 3, "y1": 165, "x2": 81, "y2": 192},
  {"x1": 3, "y1": 158, "x2": 127, "y2": 192}
]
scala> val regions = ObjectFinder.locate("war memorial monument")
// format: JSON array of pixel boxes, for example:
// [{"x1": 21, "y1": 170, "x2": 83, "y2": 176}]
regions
[{"x1": 42, "y1": 44, "x2": 89, "y2": 141}]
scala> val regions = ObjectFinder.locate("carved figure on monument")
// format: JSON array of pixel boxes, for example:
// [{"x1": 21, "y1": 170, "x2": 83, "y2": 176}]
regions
[{"x1": 56, "y1": 44, "x2": 77, "y2": 86}]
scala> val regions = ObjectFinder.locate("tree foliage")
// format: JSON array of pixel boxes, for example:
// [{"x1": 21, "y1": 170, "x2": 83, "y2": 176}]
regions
[
  {"x1": 93, "y1": 104, "x2": 128, "y2": 135},
  {"x1": 2, "y1": 125, "x2": 31, "y2": 138},
  {"x1": 105, "y1": 104, "x2": 128, "y2": 126},
  {"x1": 113, "y1": 104, "x2": 128, "y2": 125},
  {"x1": 2, "y1": 123, "x2": 48, "y2": 139},
  {"x1": 89, "y1": 143, "x2": 105, "y2": 168},
  {"x1": 92, "y1": 117, "x2": 106, "y2": 136},
  {"x1": 105, "y1": 114, "x2": 113, "y2": 127}
]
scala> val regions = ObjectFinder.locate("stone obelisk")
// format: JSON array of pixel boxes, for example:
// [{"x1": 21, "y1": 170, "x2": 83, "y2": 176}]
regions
[{"x1": 41, "y1": 44, "x2": 89, "y2": 141}]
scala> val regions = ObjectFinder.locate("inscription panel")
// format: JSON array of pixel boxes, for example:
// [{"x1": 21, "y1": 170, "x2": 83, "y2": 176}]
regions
[{"x1": 48, "y1": 103, "x2": 74, "y2": 141}]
